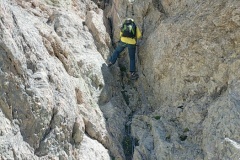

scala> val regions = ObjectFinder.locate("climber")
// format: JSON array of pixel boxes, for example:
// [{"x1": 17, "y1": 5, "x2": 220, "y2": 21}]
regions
[{"x1": 108, "y1": 18, "x2": 142, "y2": 80}]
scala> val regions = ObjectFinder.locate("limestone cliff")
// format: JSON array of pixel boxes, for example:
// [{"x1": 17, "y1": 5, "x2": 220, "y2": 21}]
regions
[{"x1": 0, "y1": 0, "x2": 240, "y2": 160}]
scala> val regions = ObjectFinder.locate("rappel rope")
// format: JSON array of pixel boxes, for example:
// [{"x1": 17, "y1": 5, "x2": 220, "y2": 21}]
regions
[
  {"x1": 112, "y1": 0, "x2": 135, "y2": 25},
  {"x1": 126, "y1": 2, "x2": 134, "y2": 17},
  {"x1": 112, "y1": 0, "x2": 122, "y2": 24}
]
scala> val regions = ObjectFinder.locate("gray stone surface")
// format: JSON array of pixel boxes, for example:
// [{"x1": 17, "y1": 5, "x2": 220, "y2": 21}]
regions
[
  {"x1": 1, "y1": 0, "x2": 240, "y2": 159},
  {"x1": 0, "y1": 0, "x2": 126, "y2": 159}
]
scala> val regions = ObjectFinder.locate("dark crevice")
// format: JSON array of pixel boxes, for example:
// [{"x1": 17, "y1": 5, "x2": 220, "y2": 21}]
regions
[
  {"x1": 122, "y1": 111, "x2": 138, "y2": 160},
  {"x1": 108, "y1": 17, "x2": 116, "y2": 48},
  {"x1": 42, "y1": 107, "x2": 57, "y2": 141},
  {"x1": 34, "y1": 107, "x2": 58, "y2": 156},
  {"x1": 152, "y1": 0, "x2": 166, "y2": 14},
  {"x1": 119, "y1": 70, "x2": 139, "y2": 159},
  {"x1": 210, "y1": 84, "x2": 228, "y2": 100},
  {"x1": 0, "y1": 16, "x2": 4, "y2": 24},
  {"x1": 26, "y1": 60, "x2": 37, "y2": 73},
  {"x1": 11, "y1": 11, "x2": 19, "y2": 27},
  {"x1": 91, "y1": 0, "x2": 106, "y2": 9}
]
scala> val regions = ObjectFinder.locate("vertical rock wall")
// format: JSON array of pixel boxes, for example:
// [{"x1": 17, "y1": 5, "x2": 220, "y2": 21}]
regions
[
  {"x1": 110, "y1": 0, "x2": 240, "y2": 159},
  {"x1": 0, "y1": 0, "x2": 128, "y2": 159},
  {"x1": 1, "y1": 0, "x2": 240, "y2": 160}
]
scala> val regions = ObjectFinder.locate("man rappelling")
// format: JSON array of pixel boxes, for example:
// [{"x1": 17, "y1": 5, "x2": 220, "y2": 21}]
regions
[{"x1": 108, "y1": 18, "x2": 142, "y2": 80}]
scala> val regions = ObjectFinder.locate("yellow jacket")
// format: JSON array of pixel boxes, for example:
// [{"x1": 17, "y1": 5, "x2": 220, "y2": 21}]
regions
[{"x1": 120, "y1": 27, "x2": 142, "y2": 45}]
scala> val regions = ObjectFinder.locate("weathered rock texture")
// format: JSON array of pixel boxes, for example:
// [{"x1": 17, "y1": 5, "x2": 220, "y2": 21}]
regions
[
  {"x1": 0, "y1": 0, "x2": 240, "y2": 160},
  {"x1": 125, "y1": 0, "x2": 240, "y2": 159},
  {"x1": 0, "y1": 0, "x2": 127, "y2": 159}
]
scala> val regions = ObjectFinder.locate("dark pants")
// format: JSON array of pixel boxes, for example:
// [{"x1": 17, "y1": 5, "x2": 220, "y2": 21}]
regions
[{"x1": 109, "y1": 41, "x2": 136, "y2": 72}]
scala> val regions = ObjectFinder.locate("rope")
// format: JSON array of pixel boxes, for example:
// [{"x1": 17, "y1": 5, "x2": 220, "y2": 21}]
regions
[
  {"x1": 126, "y1": 2, "x2": 135, "y2": 17},
  {"x1": 112, "y1": 0, "x2": 136, "y2": 29},
  {"x1": 112, "y1": 0, "x2": 122, "y2": 24},
  {"x1": 131, "y1": 4, "x2": 134, "y2": 16}
]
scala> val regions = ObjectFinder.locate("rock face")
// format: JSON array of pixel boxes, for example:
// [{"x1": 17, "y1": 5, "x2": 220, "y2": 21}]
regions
[
  {"x1": 0, "y1": 0, "x2": 127, "y2": 159},
  {"x1": 127, "y1": 0, "x2": 240, "y2": 159},
  {"x1": 0, "y1": 0, "x2": 240, "y2": 160}
]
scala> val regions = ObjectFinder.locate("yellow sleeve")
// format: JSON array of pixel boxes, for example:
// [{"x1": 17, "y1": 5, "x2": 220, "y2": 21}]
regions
[{"x1": 136, "y1": 27, "x2": 142, "y2": 39}]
